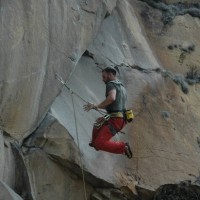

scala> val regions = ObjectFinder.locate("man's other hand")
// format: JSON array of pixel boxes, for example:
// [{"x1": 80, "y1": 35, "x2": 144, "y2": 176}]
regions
[{"x1": 83, "y1": 103, "x2": 97, "y2": 112}]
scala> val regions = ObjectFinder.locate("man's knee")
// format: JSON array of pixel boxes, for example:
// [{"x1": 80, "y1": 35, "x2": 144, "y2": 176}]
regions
[{"x1": 93, "y1": 140, "x2": 104, "y2": 150}]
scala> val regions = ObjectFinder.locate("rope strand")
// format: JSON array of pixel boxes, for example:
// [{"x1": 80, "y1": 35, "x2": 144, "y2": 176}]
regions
[
  {"x1": 71, "y1": 92, "x2": 88, "y2": 200},
  {"x1": 55, "y1": 73, "x2": 106, "y2": 115}
]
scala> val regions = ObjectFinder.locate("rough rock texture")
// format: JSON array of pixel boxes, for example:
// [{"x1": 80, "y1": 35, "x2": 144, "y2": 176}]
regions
[
  {"x1": 153, "y1": 182, "x2": 200, "y2": 200},
  {"x1": 140, "y1": 0, "x2": 200, "y2": 24},
  {"x1": 0, "y1": 181, "x2": 23, "y2": 200},
  {"x1": 0, "y1": 0, "x2": 106, "y2": 139},
  {"x1": 0, "y1": 132, "x2": 15, "y2": 189},
  {"x1": 1, "y1": 0, "x2": 200, "y2": 199}
]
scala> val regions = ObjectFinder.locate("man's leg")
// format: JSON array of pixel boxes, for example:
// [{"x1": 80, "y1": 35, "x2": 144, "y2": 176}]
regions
[
  {"x1": 89, "y1": 127, "x2": 100, "y2": 150},
  {"x1": 90, "y1": 118, "x2": 132, "y2": 158},
  {"x1": 90, "y1": 117, "x2": 104, "y2": 145},
  {"x1": 93, "y1": 124, "x2": 125, "y2": 154}
]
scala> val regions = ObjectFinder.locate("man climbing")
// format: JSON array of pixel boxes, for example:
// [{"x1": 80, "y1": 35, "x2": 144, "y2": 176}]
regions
[{"x1": 84, "y1": 67, "x2": 132, "y2": 159}]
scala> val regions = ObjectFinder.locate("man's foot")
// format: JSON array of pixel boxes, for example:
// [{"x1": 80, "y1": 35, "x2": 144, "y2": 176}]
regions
[
  {"x1": 89, "y1": 142, "x2": 94, "y2": 147},
  {"x1": 89, "y1": 142, "x2": 99, "y2": 151},
  {"x1": 124, "y1": 143, "x2": 132, "y2": 159}
]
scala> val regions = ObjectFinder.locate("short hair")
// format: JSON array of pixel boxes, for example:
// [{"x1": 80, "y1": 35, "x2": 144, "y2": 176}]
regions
[{"x1": 102, "y1": 67, "x2": 117, "y2": 75}]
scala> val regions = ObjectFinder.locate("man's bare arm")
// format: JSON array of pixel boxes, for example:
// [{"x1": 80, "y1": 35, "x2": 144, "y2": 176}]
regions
[
  {"x1": 83, "y1": 89, "x2": 116, "y2": 111},
  {"x1": 96, "y1": 89, "x2": 116, "y2": 109}
]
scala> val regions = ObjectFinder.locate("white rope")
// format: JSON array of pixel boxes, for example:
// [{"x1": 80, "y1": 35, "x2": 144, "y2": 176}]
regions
[
  {"x1": 55, "y1": 73, "x2": 106, "y2": 116},
  {"x1": 71, "y1": 92, "x2": 88, "y2": 200}
]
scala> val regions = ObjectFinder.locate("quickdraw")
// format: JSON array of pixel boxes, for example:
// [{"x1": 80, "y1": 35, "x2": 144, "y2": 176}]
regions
[{"x1": 94, "y1": 114, "x2": 110, "y2": 129}]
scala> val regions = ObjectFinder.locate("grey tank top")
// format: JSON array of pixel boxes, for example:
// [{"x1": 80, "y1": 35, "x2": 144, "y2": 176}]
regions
[{"x1": 105, "y1": 80, "x2": 127, "y2": 113}]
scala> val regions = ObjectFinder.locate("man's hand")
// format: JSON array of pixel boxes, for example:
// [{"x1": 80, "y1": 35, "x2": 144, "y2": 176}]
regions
[{"x1": 83, "y1": 103, "x2": 97, "y2": 112}]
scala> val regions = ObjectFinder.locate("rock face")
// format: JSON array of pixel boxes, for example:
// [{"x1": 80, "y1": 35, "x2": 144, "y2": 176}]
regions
[
  {"x1": 153, "y1": 182, "x2": 200, "y2": 200},
  {"x1": 1, "y1": 0, "x2": 200, "y2": 199},
  {"x1": 0, "y1": 181, "x2": 24, "y2": 200},
  {"x1": 0, "y1": 0, "x2": 106, "y2": 138}
]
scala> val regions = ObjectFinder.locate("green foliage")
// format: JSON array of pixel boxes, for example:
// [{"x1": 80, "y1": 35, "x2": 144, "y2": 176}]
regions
[{"x1": 185, "y1": 65, "x2": 200, "y2": 85}]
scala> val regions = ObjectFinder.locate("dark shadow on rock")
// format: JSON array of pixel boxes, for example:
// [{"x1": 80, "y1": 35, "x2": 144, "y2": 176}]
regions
[
  {"x1": 82, "y1": 50, "x2": 95, "y2": 59},
  {"x1": 11, "y1": 142, "x2": 33, "y2": 200},
  {"x1": 139, "y1": 0, "x2": 200, "y2": 24},
  {"x1": 49, "y1": 154, "x2": 114, "y2": 189},
  {"x1": 185, "y1": 65, "x2": 200, "y2": 85},
  {"x1": 161, "y1": 71, "x2": 189, "y2": 94},
  {"x1": 153, "y1": 182, "x2": 200, "y2": 200}
]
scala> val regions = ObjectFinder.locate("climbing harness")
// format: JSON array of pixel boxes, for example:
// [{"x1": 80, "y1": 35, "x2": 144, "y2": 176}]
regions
[
  {"x1": 94, "y1": 114, "x2": 110, "y2": 129},
  {"x1": 94, "y1": 111, "x2": 125, "y2": 130},
  {"x1": 93, "y1": 112, "x2": 127, "y2": 135},
  {"x1": 56, "y1": 74, "x2": 137, "y2": 137},
  {"x1": 108, "y1": 123, "x2": 118, "y2": 136},
  {"x1": 109, "y1": 112, "x2": 124, "y2": 118}
]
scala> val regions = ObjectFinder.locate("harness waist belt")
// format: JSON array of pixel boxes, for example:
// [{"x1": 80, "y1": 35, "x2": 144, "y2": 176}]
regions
[{"x1": 109, "y1": 112, "x2": 124, "y2": 118}]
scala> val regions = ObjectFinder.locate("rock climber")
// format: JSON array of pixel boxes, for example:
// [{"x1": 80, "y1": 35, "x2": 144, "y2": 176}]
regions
[{"x1": 83, "y1": 67, "x2": 133, "y2": 158}]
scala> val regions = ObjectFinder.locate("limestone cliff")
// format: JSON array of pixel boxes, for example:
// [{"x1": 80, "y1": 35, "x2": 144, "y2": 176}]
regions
[{"x1": 1, "y1": 0, "x2": 200, "y2": 199}]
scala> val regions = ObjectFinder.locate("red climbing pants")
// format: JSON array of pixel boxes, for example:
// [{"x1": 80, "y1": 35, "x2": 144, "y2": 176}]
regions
[{"x1": 91, "y1": 117, "x2": 126, "y2": 154}]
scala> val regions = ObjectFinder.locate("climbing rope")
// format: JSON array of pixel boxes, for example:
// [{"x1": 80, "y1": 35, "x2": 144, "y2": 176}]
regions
[
  {"x1": 71, "y1": 91, "x2": 88, "y2": 200},
  {"x1": 55, "y1": 73, "x2": 143, "y2": 118},
  {"x1": 55, "y1": 73, "x2": 89, "y2": 199},
  {"x1": 55, "y1": 73, "x2": 109, "y2": 200},
  {"x1": 55, "y1": 73, "x2": 106, "y2": 116}
]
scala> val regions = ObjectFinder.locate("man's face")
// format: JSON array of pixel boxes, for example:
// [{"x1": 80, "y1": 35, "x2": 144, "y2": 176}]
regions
[{"x1": 102, "y1": 71, "x2": 110, "y2": 83}]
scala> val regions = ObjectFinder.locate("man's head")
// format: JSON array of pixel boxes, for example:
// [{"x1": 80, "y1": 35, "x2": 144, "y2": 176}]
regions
[{"x1": 102, "y1": 67, "x2": 117, "y2": 83}]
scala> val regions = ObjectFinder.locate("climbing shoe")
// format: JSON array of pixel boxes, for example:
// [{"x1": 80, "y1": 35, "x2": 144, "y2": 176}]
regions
[
  {"x1": 89, "y1": 142, "x2": 94, "y2": 147},
  {"x1": 89, "y1": 142, "x2": 99, "y2": 151},
  {"x1": 124, "y1": 143, "x2": 132, "y2": 159}
]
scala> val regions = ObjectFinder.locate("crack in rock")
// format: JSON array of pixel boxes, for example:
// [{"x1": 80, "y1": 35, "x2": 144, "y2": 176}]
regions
[
  {"x1": 161, "y1": 70, "x2": 189, "y2": 94},
  {"x1": 130, "y1": 64, "x2": 161, "y2": 73},
  {"x1": 121, "y1": 64, "x2": 189, "y2": 94},
  {"x1": 81, "y1": 48, "x2": 197, "y2": 95},
  {"x1": 82, "y1": 53, "x2": 192, "y2": 94},
  {"x1": 139, "y1": 0, "x2": 200, "y2": 24},
  {"x1": 81, "y1": 7, "x2": 96, "y2": 14}
]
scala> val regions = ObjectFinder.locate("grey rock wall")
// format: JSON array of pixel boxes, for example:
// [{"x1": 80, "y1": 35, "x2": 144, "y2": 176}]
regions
[
  {"x1": 0, "y1": 181, "x2": 23, "y2": 200},
  {"x1": 0, "y1": 0, "x2": 106, "y2": 139},
  {"x1": 1, "y1": 0, "x2": 200, "y2": 199},
  {"x1": 0, "y1": 132, "x2": 15, "y2": 189}
]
